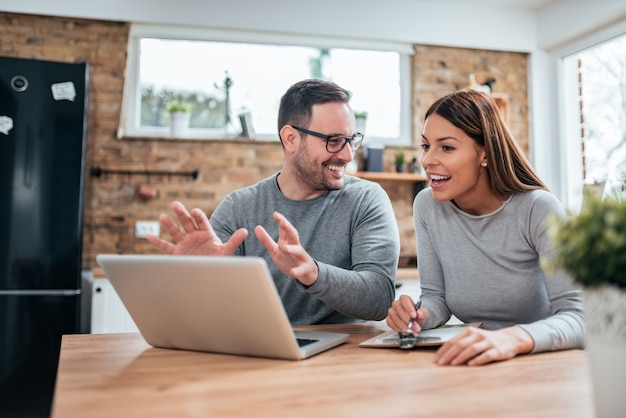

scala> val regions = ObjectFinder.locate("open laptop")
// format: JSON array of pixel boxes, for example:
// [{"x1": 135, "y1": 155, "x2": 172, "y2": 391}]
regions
[{"x1": 95, "y1": 254, "x2": 349, "y2": 360}]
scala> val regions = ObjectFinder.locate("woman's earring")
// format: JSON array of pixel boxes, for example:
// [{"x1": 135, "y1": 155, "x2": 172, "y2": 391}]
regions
[{"x1": 481, "y1": 162, "x2": 487, "y2": 167}]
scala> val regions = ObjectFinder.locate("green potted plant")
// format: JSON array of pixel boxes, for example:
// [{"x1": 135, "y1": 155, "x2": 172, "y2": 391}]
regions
[
  {"x1": 166, "y1": 99, "x2": 191, "y2": 114},
  {"x1": 354, "y1": 111, "x2": 367, "y2": 133},
  {"x1": 547, "y1": 187, "x2": 626, "y2": 417},
  {"x1": 166, "y1": 100, "x2": 191, "y2": 137},
  {"x1": 548, "y1": 191, "x2": 626, "y2": 289},
  {"x1": 394, "y1": 148, "x2": 405, "y2": 173}
]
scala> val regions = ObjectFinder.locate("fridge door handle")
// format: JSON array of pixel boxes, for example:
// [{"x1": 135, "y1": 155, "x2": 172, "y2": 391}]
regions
[{"x1": 0, "y1": 289, "x2": 81, "y2": 296}]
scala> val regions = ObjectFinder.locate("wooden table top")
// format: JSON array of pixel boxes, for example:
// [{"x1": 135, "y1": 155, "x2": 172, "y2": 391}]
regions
[{"x1": 51, "y1": 323, "x2": 594, "y2": 418}]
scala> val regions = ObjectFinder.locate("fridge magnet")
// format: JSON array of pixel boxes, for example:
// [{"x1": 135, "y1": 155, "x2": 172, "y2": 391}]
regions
[
  {"x1": 51, "y1": 81, "x2": 77, "y2": 101},
  {"x1": 0, "y1": 115, "x2": 13, "y2": 135}
]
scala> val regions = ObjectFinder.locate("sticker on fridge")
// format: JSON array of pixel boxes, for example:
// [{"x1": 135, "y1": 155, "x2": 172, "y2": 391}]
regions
[
  {"x1": 0, "y1": 116, "x2": 13, "y2": 135},
  {"x1": 51, "y1": 81, "x2": 77, "y2": 101}
]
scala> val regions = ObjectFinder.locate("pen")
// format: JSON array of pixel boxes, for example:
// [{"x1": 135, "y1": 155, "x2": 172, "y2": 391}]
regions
[
  {"x1": 406, "y1": 299, "x2": 422, "y2": 331},
  {"x1": 397, "y1": 299, "x2": 422, "y2": 349}
]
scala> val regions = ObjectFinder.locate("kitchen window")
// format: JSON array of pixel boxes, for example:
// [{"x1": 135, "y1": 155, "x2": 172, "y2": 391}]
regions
[
  {"x1": 561, "y1": 31, "x2": 626, "y2": 209},
  {"x1": 120, "y1": 24, "x2": 413, "y2": 145}
]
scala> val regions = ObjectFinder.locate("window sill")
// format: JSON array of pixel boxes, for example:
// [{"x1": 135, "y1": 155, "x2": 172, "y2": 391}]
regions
[{"x1": 120, "y1": 134, "x2": 280, "y2": 145}]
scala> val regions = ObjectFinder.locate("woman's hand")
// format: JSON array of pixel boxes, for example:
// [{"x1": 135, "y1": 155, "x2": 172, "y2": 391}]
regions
[
  {"x1": 433, "y1": 326, "x2": 535, "y2": 366},
  {"x1": 385, "y1": 295, "x2": 428, "y2": 335}
]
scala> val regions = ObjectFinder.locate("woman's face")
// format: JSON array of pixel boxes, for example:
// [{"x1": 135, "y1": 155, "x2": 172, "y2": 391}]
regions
[{"x1": 421, "y1": 113, "x2": 489, "y2": 211}]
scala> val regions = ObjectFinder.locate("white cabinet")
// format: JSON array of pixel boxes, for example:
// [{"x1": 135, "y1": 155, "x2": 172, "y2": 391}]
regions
[{"x1": 91, "y1": 277, "x2": 138, "y2": 334}]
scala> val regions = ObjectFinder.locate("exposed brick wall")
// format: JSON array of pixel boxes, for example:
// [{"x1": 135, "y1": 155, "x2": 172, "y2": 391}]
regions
[
  {"x1": 0, "y1": 13, "x2": 286, "y2": 268},
  {"x1": 1, "y1": 13, "x2": 528, "y2": 269},
  {"x1": 412, "y1": 44, "x2": 529, "y2": 153},
  {"x1": 1, "y1": 12, "x2": 134, "y2": 268}
]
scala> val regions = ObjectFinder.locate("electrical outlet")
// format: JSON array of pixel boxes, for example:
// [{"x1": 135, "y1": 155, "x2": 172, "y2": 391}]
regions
[{"x1": 135, "y1": 221, "x2": 160, "y2": 239}]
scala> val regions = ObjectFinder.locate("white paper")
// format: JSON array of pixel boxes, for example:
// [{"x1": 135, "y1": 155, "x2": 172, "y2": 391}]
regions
[
  {"x1": 0, "y1": 115, "x2": 13, "y2": 135},
  {"x1": 51, "y1": 81, "x2": 76, "y2": 101}
]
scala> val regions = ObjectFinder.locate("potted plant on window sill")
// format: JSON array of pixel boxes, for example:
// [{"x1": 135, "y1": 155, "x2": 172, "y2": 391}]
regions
[
  {"x1": 354, "y1": 111, "x2": 367, "y2": 134},
  {"x1": 394, "y1": 148, "x2": 405, "y2": 173},
  {"x1": 547, "y1": 187, "x2": 626, "y2": 418},
  {"x1": 166, "y1": 100, "x2": 191, "y2": 137}
]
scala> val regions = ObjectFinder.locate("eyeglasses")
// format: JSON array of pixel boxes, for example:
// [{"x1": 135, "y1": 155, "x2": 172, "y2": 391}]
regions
[{"x1": 292, "y1": 126, "x2": 364, "y2": 153}]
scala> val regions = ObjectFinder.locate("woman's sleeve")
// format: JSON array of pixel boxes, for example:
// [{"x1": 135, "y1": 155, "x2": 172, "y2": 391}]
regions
[
  {"x1": 413, "y1": 190, "x2": 452, "y2": 329},
  {"x1": 517, "y1": 192, "x2": 585, "y2": 352}
]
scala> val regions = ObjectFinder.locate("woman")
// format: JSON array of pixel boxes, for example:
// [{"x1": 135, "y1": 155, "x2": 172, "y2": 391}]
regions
[{"x1": 386, "y1": 89, "x2": 584, "y2": 366}]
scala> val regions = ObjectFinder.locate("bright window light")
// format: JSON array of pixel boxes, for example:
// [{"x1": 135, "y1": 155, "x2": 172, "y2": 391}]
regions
[{"x1": 121, "y1": 24, "x2": 412, "y2": 145}]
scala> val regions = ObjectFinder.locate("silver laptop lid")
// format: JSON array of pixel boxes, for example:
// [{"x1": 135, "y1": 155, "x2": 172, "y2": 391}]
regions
[{"x1": 96, "y1": 254, "x2": 348, "y2": 360}]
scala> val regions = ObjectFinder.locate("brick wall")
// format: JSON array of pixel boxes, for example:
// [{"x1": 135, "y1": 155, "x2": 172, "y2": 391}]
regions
[
  {"x1": 1, "y1": 13, "x2": 528, "y2": 269},
  {"x1": 412, "y1": 44, "x2": 529, "y2": 152}
]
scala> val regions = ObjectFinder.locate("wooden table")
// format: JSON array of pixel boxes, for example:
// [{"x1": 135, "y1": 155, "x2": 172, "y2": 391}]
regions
[{"x1": 52, "y1": 323, "x2": 594, "y2": 417}]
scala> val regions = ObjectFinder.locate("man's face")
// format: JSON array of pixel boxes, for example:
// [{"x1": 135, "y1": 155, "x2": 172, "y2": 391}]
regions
[{"x1": 291, "y1": 102, "x2": 357, "y2": 194}]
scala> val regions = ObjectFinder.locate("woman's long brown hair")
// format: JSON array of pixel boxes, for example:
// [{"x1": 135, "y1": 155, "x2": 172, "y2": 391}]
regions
[{"x1": 425, "y1": 89, "x2": 547, "y2": 194}]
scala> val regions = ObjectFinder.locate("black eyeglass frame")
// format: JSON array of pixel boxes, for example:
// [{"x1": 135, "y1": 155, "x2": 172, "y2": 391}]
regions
[{"x1": 291, "y1": 125, "x2": 364, "y2": 153}]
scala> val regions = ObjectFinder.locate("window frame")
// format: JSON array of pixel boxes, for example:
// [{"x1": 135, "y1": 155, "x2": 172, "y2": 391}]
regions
[
  {"x1": 119, "y1": 23, "x2": 414, "y2": 145},
  {"x1": 553, "y1": 20, "x2": 626, "y2": 211}
]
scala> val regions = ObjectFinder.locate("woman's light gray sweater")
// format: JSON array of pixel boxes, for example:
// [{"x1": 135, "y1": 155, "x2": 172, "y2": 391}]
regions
[{"x1": 415, "y1": 188, "x2": 584, "y2": 353}]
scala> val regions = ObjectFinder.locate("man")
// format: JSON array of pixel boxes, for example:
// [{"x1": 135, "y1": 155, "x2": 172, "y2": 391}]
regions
[{"x1": 147, "y1": 79, "x2": 400, "y2": 324}]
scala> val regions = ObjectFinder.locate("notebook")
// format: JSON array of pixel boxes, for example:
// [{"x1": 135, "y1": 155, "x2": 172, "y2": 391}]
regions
[{"x1": 95, "y1": 254, "x2": 349, "y2": 360}]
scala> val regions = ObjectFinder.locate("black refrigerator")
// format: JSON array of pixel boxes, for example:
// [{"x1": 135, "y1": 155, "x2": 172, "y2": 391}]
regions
[{"x1": 0, "y1": 56, "x2": 88, "y2": 418}]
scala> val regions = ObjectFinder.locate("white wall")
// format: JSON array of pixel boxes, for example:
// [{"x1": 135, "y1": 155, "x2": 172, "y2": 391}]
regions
[
  {"x1": 2, "y1": 0, "x2": 625, "y2": 199},
  {"x1": 0, "y1": 0, "x2": 540, "y2": 52},
  {"x1": 537, "y1": 0, "x2": 626, "y2": 50}
]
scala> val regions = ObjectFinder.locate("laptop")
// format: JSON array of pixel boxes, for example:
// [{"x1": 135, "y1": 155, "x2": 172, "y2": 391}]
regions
[{"x1": 95, "y1": 254, "x2": 349, "y2": 360}]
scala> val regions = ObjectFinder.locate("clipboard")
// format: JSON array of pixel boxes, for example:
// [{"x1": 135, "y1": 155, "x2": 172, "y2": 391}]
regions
[{"x1": 359, "y1": 322, "x2": 483, "y2": 348}]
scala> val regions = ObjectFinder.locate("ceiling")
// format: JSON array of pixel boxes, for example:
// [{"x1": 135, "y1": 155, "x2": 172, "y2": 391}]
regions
[{"x1": 442, "y1": 0, "x2": 562, "y2": 11}]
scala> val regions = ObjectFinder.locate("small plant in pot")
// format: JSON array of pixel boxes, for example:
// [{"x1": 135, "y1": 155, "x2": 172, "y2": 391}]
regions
[
  {"x1": 547, "y1": 187, "x2": 626, "y2": 418},
  {"x1": 548, "y1": 191, "x2": 626, "y2": 290},
  {"x1": 394, "y1": 148, "x2": 405, "y2": 173},
  {"x1": 166, "y1": 99, "x2": 191, "y2": 114},
  {"x1": 354, "y1": 111, "x2": 367, "y2": 133},
  {"x1": 166, "y1": 100, "x2": 191, "y2": 137}
]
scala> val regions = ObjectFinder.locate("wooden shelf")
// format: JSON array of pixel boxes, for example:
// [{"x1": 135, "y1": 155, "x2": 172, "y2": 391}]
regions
[
  {"x1": 92, "y1": 267, "x2": 106, "y2": 278},
  {"x1": 397, "y1": 268, "x2": 419, "y2": 280},
  {"x1": 353, "y1": 171, "x2": 427, "y2": 195},
  {"x1": 353, "y1": 172, "x2": 427, "y2": 182},
  {"x1": 491, "y1": 93, "x2": 510, "y2": 124}
]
